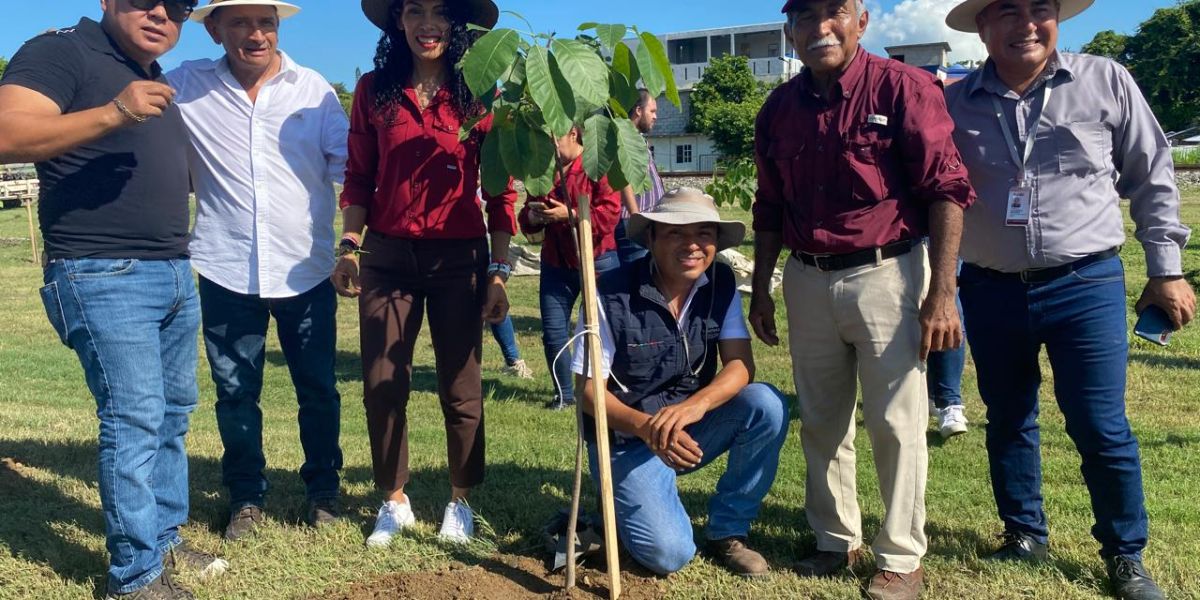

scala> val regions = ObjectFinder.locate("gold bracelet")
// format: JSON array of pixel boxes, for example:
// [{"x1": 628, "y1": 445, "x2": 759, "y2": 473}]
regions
[{"x1": 113, "y1": 99, "x2": 148, "y2": 123}]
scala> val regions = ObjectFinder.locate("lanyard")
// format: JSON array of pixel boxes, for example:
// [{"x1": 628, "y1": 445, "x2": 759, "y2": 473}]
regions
[{"x1": 991, "y1": 79, "x2": 1053, "y2": 182}]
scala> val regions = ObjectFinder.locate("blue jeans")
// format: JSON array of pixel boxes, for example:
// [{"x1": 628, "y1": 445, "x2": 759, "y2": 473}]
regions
[
  {"x1": 926, "y1": 292, "x2": 965, "y2": 409},
  {"x1": 587, "y1": 383, "x2": 789, "y2": 574},
  {"x1": 198, "y1": 276, "x2": 342, "y2": 507},
  {"x1": 39, "y1": 258, "x2": 199, "y2": 594},
  {"x1": 540, "y1": 251, "x2": 619, "y2": 404},
  {"x1": 959, "y1": 256, "x2": 1147, "y2": 557},
  {"x1": 489, "y1": 315, "x2": 521, "y2": 365},
  {"x1": 615, "y1": 219, "x2": 649, "y2": 266}
]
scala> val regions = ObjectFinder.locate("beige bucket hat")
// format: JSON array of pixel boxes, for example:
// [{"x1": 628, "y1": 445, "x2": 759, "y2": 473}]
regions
[
  {"x1": 945, "y1": 0, "x2": 1094, "y2": 33},
  {"x1": 361, "y1": 0, "x2": 500, "y2": 31},
  {"x1": 190, "y1": 0, "x2": 301, "y2": 22},
  {"x1": 627, "y1": 187, "x2": 746, "y2": 252}
]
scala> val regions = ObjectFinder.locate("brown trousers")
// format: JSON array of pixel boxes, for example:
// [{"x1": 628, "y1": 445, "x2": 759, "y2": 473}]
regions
[{"x1": 358, "y1": 232, "x2": 487, "y2": 490}]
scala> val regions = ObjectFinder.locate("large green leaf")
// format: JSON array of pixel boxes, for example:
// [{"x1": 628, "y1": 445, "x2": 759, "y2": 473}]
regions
[
  {"x1": 525, "y1": 46, "x2": 575, "y2": 137},
  {"x1": 611, "y1": 42, "x2": 640, "y2": 88},
  {"x1": 480, "y1": 128, "x2": 510, "y2": 197},
  {"x1": 593, "y1": 24, "x2": 628, "y2": 50},
  {"x1": 460, "y1": 28, "x2": 521, "y2": 98},
  {"x1": 517, "y1": 117, "x2": 557, "y2": 197},
  {"x1": 636, "y1": 32, "x2": 680, "y2": 107},
  {"x1": 582, "y1": 113, "x2": 616, "y2": 181},
  {"x1": 549, "y1": 38, "x2": 609, "y2": 115},
  {"x1": 496, "y1": 113, "x2": 526, "y2": 180},
  {"x1": 609, "y1": 70, "x2": 638, "y2": 114},
  {"x1": 611, "y1": 118, "x2": 649, "y2": 193}
]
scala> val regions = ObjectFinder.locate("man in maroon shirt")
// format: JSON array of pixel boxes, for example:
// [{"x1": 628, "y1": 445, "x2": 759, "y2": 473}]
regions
[{"x1": 748, "y1": 1, "x2": 975, "y2": 598}]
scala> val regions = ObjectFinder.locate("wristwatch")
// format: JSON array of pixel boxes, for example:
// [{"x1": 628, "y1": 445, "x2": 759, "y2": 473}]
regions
[
  {"x1": 487, "y1": 260, "x2": 512, "y2": 282},
  {"x1": 337, "y1": 237, "x2": 362, "y2": 258}
]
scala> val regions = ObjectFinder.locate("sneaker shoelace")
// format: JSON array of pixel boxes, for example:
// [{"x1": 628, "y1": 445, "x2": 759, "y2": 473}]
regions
[{"x1": 442, "y1": 503, "x2": 470, "y2": 537}]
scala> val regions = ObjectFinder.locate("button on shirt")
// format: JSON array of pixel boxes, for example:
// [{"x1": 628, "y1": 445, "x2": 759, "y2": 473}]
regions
[
  {"x1": 945, "y1": 53, "x2": 1189, "y2": 276},
  {"x1": 168, "y1": 53, "x2": 349, "y2": 298},
  {"x1": 753, "y1": 48, "x2": 975, "y2": 254},
  {"x1": 340, "y1": 72, "x2": 517, "y2": 239}
]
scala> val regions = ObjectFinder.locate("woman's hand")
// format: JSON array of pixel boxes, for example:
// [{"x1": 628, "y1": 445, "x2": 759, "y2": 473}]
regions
[
  {"x1": 332, "y1": 255, "x2": 361, "y2": 298},
  {"x1": 481, "y1": 277, "x2": 509, "y2": 324}
]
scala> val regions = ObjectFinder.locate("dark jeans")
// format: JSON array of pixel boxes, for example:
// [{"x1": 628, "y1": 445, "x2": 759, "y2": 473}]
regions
[
  {"x1": 490, "y1": 316, "x2": 521, "y2": 365},
  {"x1": 199, "y1": 276, "x2": 342, "y2": 507},
  {"x1": 539, "y1": 251, "x2": 619, "y2": 404},
  {"x1": 926, "y1": 292, "x2": 965, "y2": 409},
  {"x1": 358, "y1": 233, "x2": 488, "y2": 490},
  {"x1": 615, "y1": 218, "x2": 649, "y2": 266},
  {"x1": 959, "y1": 256, "x2": 1147, "y2": 557}
]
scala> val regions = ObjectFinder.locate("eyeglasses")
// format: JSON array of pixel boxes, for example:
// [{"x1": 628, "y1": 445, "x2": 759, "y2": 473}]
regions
[{"x1": 127, "y1": 0, "x2": 199, "y2": 24}]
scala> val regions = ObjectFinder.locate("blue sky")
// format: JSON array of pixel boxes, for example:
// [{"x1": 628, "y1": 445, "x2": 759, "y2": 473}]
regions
[{"x1": 0, "y1": 0, "x2": 1178, "y2": 86}]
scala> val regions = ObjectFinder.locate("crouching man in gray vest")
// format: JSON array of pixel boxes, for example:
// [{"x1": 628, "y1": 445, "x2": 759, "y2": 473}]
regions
[{"x1": 572, "y1": 187, "x2": 789, "y2": 578}]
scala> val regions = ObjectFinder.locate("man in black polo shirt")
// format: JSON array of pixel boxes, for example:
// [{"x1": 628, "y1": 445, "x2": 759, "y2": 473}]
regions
[{"x1": 0, "y1": 1, "x2": 226, "y2": 599}]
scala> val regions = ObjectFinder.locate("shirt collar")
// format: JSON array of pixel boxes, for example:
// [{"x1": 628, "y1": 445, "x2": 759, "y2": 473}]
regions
[
  {"x1": 970, "y1": 51, "x2": 1075, "y2": 99},
  {"x1": 74, "y1": 17, "x2": 162, "y2": 78},
  {"x1": 797, "y1": 45, "x2": 867, "y2": 101},
  {"x1": 636, "y1": 258, "x2": 712, "y2": 313}
]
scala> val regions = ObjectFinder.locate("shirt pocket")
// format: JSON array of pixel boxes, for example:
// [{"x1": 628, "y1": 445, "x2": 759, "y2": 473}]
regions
[
  {"x1": 766, "y1": 138, "x2": 805, "y2": 202},
  {"x1": 842, "y1": 128, "x2": 894, "y2": 204},
  {"x1": 1054, "y1": 121, "x2": 1112, "y2": 177}
]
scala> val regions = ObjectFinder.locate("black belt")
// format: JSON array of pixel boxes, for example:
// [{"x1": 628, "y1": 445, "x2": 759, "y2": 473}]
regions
[
  {"x1": 791, "y1": 239, "x2": 917, "y2": 272},
  {"x1": 964, "y1": 248, "x2": 1119, "y2": 284}
]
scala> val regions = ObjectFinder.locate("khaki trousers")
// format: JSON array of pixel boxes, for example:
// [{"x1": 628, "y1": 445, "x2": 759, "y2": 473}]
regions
[{"x1": 784, "y1": 245, "x2": 930, "y2": 573}]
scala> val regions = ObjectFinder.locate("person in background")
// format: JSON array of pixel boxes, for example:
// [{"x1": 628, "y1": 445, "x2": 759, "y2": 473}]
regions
[
  {"x1": 518, "y1": 123, "x2": 622, "y2": 410},
  {"x1": 168, "y1": 0, "x2": 348, "y2": 540},
  {"x1": 614, "y1": 88, "x2": 663, "y2": 265},
  {"x1": 944, "y1": 1, "x2": 1193, "y2": 597},
  {"x1": 926, "y1": 286, "x2": 968, "y2": 439},
  {"x1": 0, "y1": 0, "x2": 227, "y2": 598},
  {"x1": 333, "y1": 0, "x2": 516, "y2": 546}
]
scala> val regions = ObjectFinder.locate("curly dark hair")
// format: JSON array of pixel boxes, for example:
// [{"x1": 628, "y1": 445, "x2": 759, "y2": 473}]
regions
[{"x1": 371, "y1": 0, "x2": 483, "y2": 124}]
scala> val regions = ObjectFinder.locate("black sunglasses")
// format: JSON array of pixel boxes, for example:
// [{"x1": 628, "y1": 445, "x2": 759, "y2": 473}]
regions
[{"x1": 127, "y1": 0, "x2": 198, "y2": 24}]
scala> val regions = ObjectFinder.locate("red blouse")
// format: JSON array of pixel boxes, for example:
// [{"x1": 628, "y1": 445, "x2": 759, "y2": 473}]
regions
[
  {"x1": 340, "y1": 71, "x2": 518, "y2": 239},
  {"x1": 517, "y1": 155, "x2": 621, "y2": 270}
]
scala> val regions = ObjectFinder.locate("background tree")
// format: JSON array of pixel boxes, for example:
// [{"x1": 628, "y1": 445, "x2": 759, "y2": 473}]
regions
[
  {"x1": 1081, "y1": 30, "x2": 1128, "y2": 61},
  {"x1": 1083, "y1": 0, "x2": 1200, "y2": 130},
  {"x1": 0, "y1": 56, "x2": 7, "y2": 78},
  {"x1": 331, "y1": 82, "x2": 353, "y2": 118},
  {"x1": 687, "y1": 55, "x2": 770, "y2": 161}
]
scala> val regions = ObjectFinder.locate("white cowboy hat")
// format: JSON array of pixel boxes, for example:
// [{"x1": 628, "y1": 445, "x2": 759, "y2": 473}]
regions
[
  {"x1": 626, "y1": 187, "x2": 746, "y2": 252},
  {"x1": 945, "y1": 0, "x2": 1094, "y2": 33},
  {"x1": 361, "y1": 0, "x2": 500, "y2": 31},
  {"x1": 190, "y1": 0, "x2": 301, "y2": 22}
]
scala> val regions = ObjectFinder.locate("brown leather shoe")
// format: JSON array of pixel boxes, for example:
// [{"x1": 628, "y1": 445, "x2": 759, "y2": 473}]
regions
[
  {"x1": 794, "y1": 548, "x2": 865, "y2": 577},
  {"x1": 867, "y1": 567, "x2": 925, "y2": 600},
  {"x1": 707, "y1": 537, "x2": 769, "y2": 578}
]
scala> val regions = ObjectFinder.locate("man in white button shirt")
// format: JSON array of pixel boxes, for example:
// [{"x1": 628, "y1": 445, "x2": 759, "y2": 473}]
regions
[{"x1": 167, "y1": 0, "x2": 349, "y2": 540}]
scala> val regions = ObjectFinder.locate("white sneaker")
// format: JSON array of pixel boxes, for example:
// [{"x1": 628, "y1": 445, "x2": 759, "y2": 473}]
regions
[
  {"x1": 366, "y1": 497, "x2": 416, "y2": 548},
  {"x1": 938, "y1": 405, "x2": 969, "y2": 439},
  {"x1": 437, "y1": 500, "x2": 475, "y2": 543},
  {"x1": 502, "y1": 359, "x2": 534, "y2": 379}
]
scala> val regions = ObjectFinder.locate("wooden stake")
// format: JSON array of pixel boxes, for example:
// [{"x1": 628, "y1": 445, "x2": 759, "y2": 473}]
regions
[
  {"x1": 575, "y1": 195, "x2": 621, "y2": 599},
  {"x1": 23, "y1": 199, "x2": 39, "y2": 265}
]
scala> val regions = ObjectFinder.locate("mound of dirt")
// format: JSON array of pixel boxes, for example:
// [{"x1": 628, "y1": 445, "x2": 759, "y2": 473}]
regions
[{"x1": 320, "y1": 554, "x2": 665, "y2": 600}]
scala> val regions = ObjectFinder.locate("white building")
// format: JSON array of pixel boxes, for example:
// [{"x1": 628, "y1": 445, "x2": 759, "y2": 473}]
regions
[{"x1": 624, "y1": 23, "x2": 804, "y2": 174}]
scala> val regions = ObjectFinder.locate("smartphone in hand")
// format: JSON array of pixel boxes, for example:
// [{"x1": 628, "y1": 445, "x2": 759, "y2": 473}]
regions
[{"x1": 1134, "y1": 305, "x2": 1173, "y2": 346}]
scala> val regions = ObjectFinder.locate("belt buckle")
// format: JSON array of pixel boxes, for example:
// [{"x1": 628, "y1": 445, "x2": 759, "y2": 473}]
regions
[{"x1": 811, "y1": 253, "x2": 833, "y2": 272}]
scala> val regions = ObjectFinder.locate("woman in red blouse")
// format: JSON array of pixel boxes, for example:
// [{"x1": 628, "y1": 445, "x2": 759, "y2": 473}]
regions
[
  {"x1": 518, "y1": 125, "x2": 622, "y2": 410},
  {"x1": 333, "y1": 0, "x2": 517, "y2": 546}
]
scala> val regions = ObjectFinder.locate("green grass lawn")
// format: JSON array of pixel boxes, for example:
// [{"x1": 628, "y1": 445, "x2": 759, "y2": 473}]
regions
[{"x1": 1, "y1": 191, "x2": 1199, "y2": 599}]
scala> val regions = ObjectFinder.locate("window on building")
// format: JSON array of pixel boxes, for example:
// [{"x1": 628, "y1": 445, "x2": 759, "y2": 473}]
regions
[
  {"x1": 676, "y1": 144, "x2": 693, "y2": 165},
  {"x1": 711, "y1": 34, "x2": 731, "y2": 58}
]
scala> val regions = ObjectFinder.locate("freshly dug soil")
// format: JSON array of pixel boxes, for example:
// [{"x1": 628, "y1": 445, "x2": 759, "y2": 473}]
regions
[{"x1": 320, "y1": 553, "x2": 665, "y2": 600}]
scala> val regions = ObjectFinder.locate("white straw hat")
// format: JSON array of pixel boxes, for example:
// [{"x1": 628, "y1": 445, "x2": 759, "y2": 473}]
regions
[
  {"x1": 945, "y1": 0, "x2": 1093, "y2": 33},
  {"x1": 190, "y1": 0, "x2": 301, "y2": 22},
  {"x1": 626, "y1": 187, "x2": 746, "y2": 251}
]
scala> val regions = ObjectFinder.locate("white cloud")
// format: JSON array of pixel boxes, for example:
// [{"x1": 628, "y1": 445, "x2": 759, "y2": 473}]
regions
[{"x1": 860, "y1": 0, "x2": 987, "y2": 63}]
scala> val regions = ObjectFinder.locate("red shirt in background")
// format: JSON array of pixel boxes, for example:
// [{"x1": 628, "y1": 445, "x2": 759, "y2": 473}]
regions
[
  {"x1": 752, "y1": 48, "x2": 975, "y2": 255},
  {"x1": 518, "y1": 155, "x2": 621, "y2": 270},
  {"x1": 340, "y1": 72, "x2": 518, "y2": 239}
]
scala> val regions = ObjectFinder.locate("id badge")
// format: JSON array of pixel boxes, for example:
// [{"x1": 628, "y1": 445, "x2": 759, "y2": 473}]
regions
[{"x1": 1005, "y1": 173, "x2": 1033, "y2": 226}]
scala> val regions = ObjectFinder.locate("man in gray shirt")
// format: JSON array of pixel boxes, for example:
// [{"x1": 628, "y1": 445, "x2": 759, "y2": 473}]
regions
[{"x1": 944, "y1": 1, "x2": 1193, "y2": 599}]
